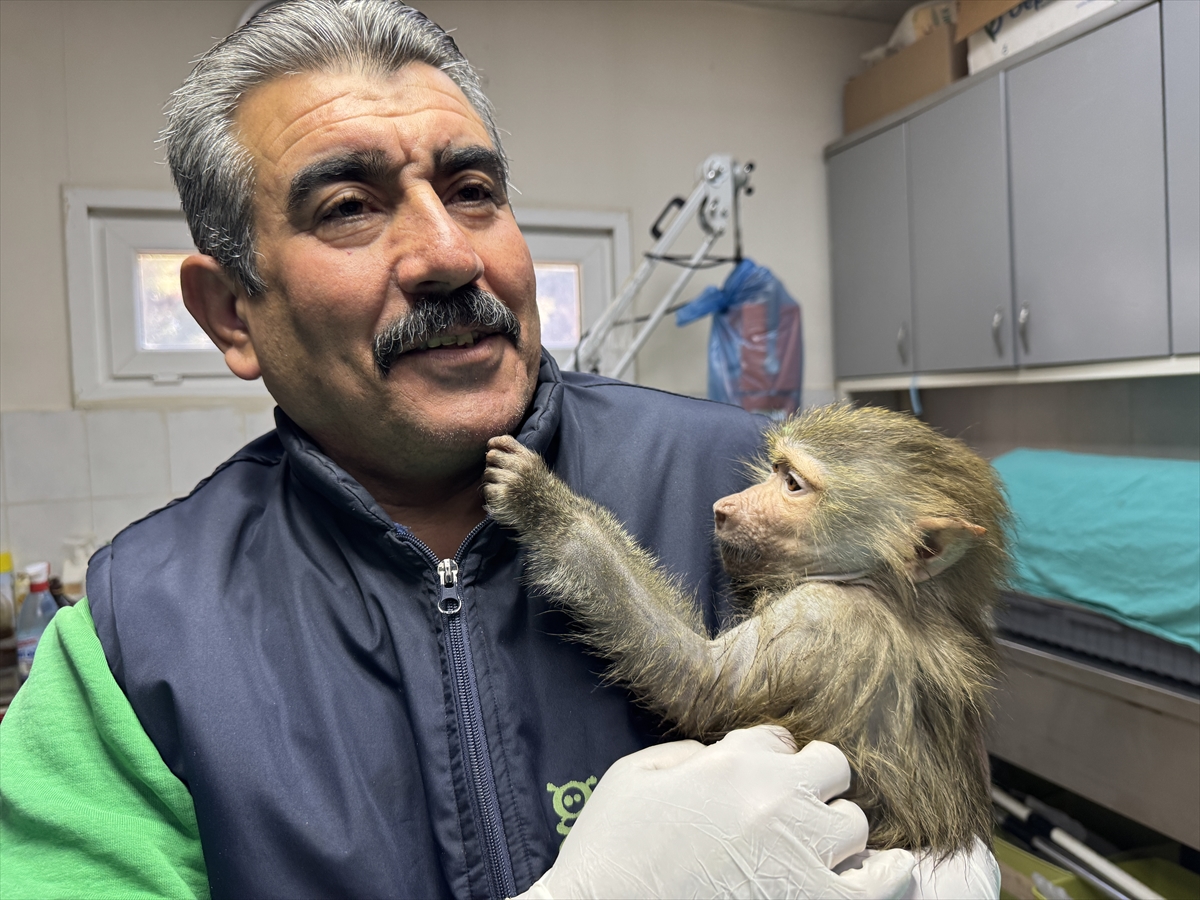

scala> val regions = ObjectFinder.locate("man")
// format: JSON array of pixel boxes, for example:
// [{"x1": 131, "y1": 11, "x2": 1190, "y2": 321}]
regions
[{"x1": 1, "y1": 2, "x2": 992, "y2": 897}]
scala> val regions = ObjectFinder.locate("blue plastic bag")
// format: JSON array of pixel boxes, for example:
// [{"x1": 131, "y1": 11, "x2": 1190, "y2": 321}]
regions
[{"x1": 675, "y1": 259, "x2": 803, "y2": 419}]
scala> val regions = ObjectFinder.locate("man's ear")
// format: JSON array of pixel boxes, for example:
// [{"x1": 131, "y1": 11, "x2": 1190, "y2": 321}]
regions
[
  {"x1": 179, "y1": 254, "x2": 261, "y2": 381},
  {"x1": 908, "y1": 516, "x2": 986, "y2": 583}
]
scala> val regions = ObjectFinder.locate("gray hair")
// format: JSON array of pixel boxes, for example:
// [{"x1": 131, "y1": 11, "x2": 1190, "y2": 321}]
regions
[{"x1": 164, "y1": 0, "x2": 505, "y2": 294}]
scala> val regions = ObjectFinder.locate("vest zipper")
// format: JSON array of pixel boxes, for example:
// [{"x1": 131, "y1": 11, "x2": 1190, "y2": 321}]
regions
[{"x1": 400, "y1": 525, "x2": 517, "y2": 900}]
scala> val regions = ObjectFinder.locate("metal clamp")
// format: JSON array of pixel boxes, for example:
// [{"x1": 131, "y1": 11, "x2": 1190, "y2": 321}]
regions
[{"x1": 567, "y1": 154, "x2": 754, "y2": 378}]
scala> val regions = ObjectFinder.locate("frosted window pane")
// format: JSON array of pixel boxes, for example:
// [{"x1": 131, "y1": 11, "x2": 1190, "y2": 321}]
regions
[
  {"x1": 136, "y1": 253, "x2": 211, "y2": 350},
  {"x1": 534, "y1": 262, "x2": 581, "y2": 349}
]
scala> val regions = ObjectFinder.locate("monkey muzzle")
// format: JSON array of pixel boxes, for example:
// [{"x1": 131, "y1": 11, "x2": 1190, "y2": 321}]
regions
[{"x1": 714, "y1": 533, "x2": 762, "y2": 576}]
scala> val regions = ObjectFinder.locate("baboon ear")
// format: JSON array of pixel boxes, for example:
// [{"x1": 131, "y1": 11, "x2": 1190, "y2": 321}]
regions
[{"x1": 908, "y1": 516, "x2": 986, "y2": 583}]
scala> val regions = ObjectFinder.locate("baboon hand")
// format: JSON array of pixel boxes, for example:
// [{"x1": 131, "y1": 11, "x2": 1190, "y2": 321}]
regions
[{"x1": 483, "y1": 435, "x2": 552, "y2": 530}]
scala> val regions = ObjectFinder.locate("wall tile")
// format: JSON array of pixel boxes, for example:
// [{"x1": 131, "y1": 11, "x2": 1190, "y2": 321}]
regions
[
  {"x1": 1130, "y1": 375, "x2": 1200, "y2": 459},
  {"x1": 4, "y1": 499, "x2": 92, "y2": 572},
  {"x1": 86, "y1": 409, "x2": 169, "y2": 498},
  {"x1": 244, "y1": 408, "x2": 277, "y2": 441},
  {"x1": 919, "y1": 377, "x2": 1200, "y2": 464},
  {"x1": 920, "y1": 388, "x2": 986, "y2": 448},
  {"x1": 0, "y1": 411, "x2": 90, "y2": 503},
  {"x1": 168, "y1": 408, "x2": 245, "y2": 497},
  {"x1": 1060, "y1": 380, "x2": 1132, "y2": 456},
  {"x1": 1008, "y1": 382, "x2": 1061, "y2": 450},
  {"x1": 0, "y1": 502, "x2": 10, "y2": 561},
  {"x1": 0, "y1": 450, "x2": 7, "y2": 560},
  {"x1": 975, "y1": 385, "x2": 1019, "y2": 455},
  {"x1": 93, "y1": 493, "x2": 171, "y2": 545}
]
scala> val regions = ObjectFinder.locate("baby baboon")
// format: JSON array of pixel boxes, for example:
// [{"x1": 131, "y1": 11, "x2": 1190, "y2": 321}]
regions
[{"x1": 483, "y1": 404, "x2": 1009, "y2": 854}]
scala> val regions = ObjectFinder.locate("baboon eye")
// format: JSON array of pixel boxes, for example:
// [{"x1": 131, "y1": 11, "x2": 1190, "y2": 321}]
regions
[{"x1": 784, "y1": 471, "x2": 810, "y2": 494}]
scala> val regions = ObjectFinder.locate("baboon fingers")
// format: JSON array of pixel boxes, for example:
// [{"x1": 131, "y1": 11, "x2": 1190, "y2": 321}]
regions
[{"x1": 486, "y1": 434, "x2": 522, "y2": 451}]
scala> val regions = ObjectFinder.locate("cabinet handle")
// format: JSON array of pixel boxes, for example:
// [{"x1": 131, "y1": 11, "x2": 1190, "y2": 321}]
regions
[
  {"x1": 897, "y1": 323, "x2": 909, "y2": 365},
  {"x1": 1017, "y1": 304, "x2": 1031, "y2": 354},
  {"x1": 991, "y1": 308, "x2": 1005, "y2": 355}
]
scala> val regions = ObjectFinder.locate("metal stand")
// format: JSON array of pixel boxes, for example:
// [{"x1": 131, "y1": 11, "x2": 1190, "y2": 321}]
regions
[{"x1": 567, "y1": 154, "x2": 754, "y2": 378}]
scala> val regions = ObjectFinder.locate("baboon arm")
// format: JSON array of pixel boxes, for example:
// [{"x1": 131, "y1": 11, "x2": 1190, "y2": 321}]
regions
[
  {"x1": 484, "y1": 436, "x2": 783, "y2": 730},
  {"x1": 522, "y1": 504, "x2": 717, "y2": 683},
  {"x1": 522, "y1": 502, "x2": 788, "y2": 733}
]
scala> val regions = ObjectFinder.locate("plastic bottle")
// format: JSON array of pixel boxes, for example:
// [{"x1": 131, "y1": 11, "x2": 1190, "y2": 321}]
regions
[
  {"x1": 0, "y1": 552, "x2": 14, "y2": 638},
  {"x1": 0, "y1": 552, "x2": 15, "y2": 673},
  {"x1": 16, "y1": 562, "x2": 57, "y2": 684}
]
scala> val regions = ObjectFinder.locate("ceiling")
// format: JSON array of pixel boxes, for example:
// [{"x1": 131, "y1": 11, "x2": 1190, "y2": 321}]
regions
[{"x1": 725, "y1": 0, "x2": 909, "y2": 25}]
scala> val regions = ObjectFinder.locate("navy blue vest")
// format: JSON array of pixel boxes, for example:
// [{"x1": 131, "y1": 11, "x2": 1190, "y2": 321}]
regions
[{"x1": 88, "y1": 357, "x2": 766, "y2": 899}]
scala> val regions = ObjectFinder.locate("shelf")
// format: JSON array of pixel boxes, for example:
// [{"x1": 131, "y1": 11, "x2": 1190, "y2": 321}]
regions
[{"x1": 836, "y1": 355, "x2": 1200, "y2": 397}]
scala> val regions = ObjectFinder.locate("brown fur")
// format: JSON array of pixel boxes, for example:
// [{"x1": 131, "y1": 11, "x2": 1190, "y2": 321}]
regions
[{"x1": 483, "y1": 403, "x2": 1009, "y2": 854}]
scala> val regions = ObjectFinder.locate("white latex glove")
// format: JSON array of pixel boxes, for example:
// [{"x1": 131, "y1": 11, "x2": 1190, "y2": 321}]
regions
[
  {"x1": 514, "y1": 725, "x2": 916, "y2": 900},
  {"x1": 908, "y1": 838, "x2": 1000, "y2": 900},
  {"x1": 837, "y1": 837, "x2": 1000, "y2": 900}
]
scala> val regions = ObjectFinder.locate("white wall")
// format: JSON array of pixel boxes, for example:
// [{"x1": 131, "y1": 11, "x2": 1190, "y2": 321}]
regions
[
  {"x1": 0, "y1": 0, "x2": 251, "y2": 412},
  {"x1": 0, "y1": 407, "x2": 276, "y2": 569},
  {"x1": 0, "y1": 0, "x2": 888, "y2": 569},
  {"x1": 419, "y1": 0, "x2": 888, "y2": 401}
]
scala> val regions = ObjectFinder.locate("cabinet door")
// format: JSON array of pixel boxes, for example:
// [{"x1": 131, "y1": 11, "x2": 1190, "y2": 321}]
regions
[
  {"x1": 910, "y1": 75, "x2": 1013, "y2": 372},
  {"x1": 1164, "y1": 0, "x2": 1200, "y2": 355},
  {"x1": 828, "y1": 125, "x2": 913, "y2": 378},
  {"x1": 1007, "y1": 4, "x2": 1169, "y2": 365}
]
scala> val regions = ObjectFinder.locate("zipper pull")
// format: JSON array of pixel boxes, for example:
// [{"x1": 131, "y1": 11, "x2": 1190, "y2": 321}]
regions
[{"x1": 437, "y1": 559, "x2": 461, "y2": 615}]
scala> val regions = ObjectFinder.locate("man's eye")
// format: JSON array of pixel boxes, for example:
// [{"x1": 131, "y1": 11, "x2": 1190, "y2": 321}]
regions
[
  {"x1": 323, "y1": 195, "x2": 369, "y2": 221},
  {"x1": 453, "y1": 182, "x2": 496, "y2": 205}
]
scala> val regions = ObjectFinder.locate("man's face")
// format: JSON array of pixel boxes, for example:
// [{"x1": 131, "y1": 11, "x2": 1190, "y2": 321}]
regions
[{"x1": 232, "y1": 63, "x2": 540, "y2": 485}]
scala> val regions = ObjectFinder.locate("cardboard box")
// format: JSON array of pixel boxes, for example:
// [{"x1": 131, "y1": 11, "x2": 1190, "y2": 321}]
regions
[
  {"x1": 843, "y1": 22, "x2": 968, "y2": 135},
  {"x1": 955, "y1": 0, "x2": 1024, "y2": 42},
  {"x1": 967, "y1": 0, "x2": 1118, "y2": 73}
]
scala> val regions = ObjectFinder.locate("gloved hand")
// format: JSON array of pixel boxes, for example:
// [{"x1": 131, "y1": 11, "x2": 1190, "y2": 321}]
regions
[
  {"x1": 514, "y1": 725, "x2": 916, "y2": 900},
  {"x1": 907, "y1": 837, "x2": 1000, "y2": 899},
  {"x1": 836, "y1": 837, "x2": 1000, "y2": 900}
]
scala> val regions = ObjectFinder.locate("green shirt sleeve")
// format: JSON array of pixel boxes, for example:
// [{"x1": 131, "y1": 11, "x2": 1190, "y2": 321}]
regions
[{"x1": 0, "y1": 598, "x2": 209, "y2": 899}]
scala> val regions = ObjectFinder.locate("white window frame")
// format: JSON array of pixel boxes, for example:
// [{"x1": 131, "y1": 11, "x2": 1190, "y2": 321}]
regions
[
  {"x1": 64, "y1": 187, "x2": 270, "y2": 405},
  {"x1": 64, "y1": 194, "x2": 632, "y2": 404},
  {"x1": 513, "y1": 207, "x2": 632, "y2": 374}
]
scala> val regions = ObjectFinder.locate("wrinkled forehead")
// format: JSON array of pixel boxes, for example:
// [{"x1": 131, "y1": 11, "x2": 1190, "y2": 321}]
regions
[{"x1": 232, "y1": 62, "x2": 492, "y2": 178}]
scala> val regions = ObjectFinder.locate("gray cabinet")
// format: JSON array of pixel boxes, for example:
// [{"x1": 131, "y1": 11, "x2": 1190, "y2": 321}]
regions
[
  {"x1": 829, "y1": 125, "x2": 913, "y2": 378},
  {"x1": 1164, "y1": 0, "x2": 1200, "y2": 355},
  {"x1": 909, "y1": 75, "x2": 1013, "y2": 372},
  {"x1": 1007, "y1": 4, "x2": 1170, "y2": 365}
]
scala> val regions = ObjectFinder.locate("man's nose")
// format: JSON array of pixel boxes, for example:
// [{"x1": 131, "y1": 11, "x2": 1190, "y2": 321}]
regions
[{"x1": 391, "y1": 188, "x2": 485, "y2": 294}]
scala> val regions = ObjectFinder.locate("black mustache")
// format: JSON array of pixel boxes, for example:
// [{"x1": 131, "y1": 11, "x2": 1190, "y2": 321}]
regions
[{"x1": 373, "y1": 286, "x2": 522, "y2": 375}]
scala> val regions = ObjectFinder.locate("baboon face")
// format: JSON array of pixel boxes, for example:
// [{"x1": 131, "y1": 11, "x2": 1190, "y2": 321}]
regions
[
  {"x1": 712, "y1": 424, "x2": 988, "y2": 586},
  {"x1": 713, "y1": 447, "x2": 829, "y2": 579}
]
